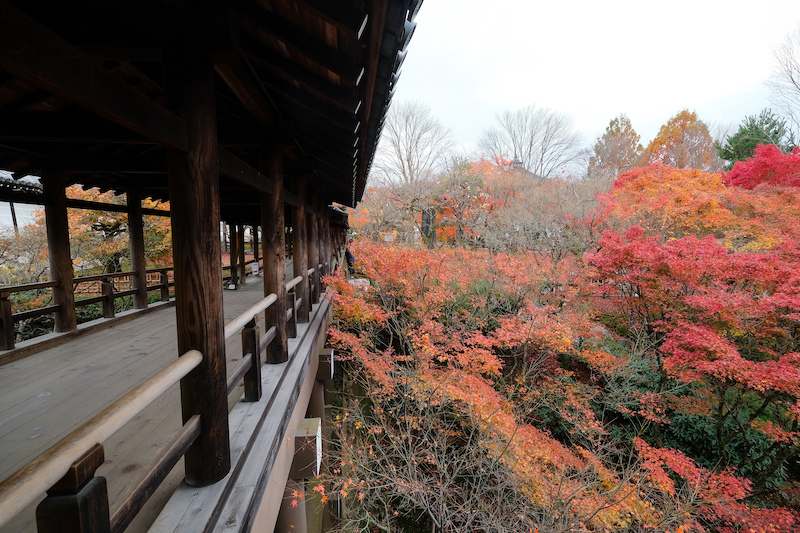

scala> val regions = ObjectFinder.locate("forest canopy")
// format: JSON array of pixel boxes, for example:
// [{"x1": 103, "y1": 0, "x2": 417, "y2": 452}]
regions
[{"x1": 322, "y1": 138, "x2": 800, "y2": 532}]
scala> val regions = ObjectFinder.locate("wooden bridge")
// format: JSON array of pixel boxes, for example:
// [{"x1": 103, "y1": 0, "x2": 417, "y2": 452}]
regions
[{"x1": 0, "y1": 1, "x2": 423, "y2": 531}]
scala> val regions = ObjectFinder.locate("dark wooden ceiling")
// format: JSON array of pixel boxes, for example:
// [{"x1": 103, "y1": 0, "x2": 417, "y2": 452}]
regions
[{"x1": 0, "y1": 0, "x2": 421, "y2": 222}]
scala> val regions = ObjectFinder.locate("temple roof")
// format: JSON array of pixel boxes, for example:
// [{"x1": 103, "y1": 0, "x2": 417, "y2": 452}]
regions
[{"x1": 0, "y1": 0, "x2": 422, "y2": 219}]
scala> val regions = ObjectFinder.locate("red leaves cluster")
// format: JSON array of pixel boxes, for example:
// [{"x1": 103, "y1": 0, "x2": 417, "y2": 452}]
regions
[{"x1": 725, "y1": 144, "x2": 800, "y2": 189}]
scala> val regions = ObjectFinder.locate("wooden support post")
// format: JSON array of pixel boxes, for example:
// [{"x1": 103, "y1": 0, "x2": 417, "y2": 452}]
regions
[
  {"x1": 166, "y1": 49, "x2": 230, "y2": 486},
  {"x1": 242, "y1": 318, "x2": 262, "y2": 401},
  {"x1": 0, "y1": 292, "x2": 14, "y2": 350},
  {"x1": 237, "y1": 224, "x2": 246, "y2": 282},
  {"x1": 308, "y1": 195, "x2": 321, "y2": 302},
  {"x1": 307, "y1": 380, "x2": 325, "y2": 421},
  {"x1": 292, "y1": 177, "x2": 310, "y2": 323},
  {"x1": 321, "y1": 207, "x2": 331, "y2": 283},
  {"x1": 36, "y1": 444, "x2": 110, "y2": 533},
  {"x1": 127, "y1": 186, "x2": 149, "y2": 309},
  {"x1": 260, "y1": 147, "x2": 289, "y2": 364},
  {"x1": 229, "y1": 223, "x2": 239, "y2": 288},
  {"x1": 160, "y1": 271, "x2": 170, "y2": 301},
  {"x1": 101, "y1": 279, "x2": 115, "y2": 318},
  {"x1": 42, "y1": 170, "x2": 77, "y2": 333},
  {"x1": 252, "y1": 225, "x2": 260, "y2": 274}
]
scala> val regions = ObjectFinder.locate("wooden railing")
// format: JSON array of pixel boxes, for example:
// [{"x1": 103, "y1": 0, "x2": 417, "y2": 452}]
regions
[
  {"x1": 221, "y1": 258, "x2": 262, "y2": 284},
  {"x1": 0, "y1": 349, "x2": 203, "y2": 532},
  {"x1": 0, "y1": 268, "x2": 175, "y2": 350},
  {"x1": 0, "y1": 266, "x2": 328, "y2": 532}
]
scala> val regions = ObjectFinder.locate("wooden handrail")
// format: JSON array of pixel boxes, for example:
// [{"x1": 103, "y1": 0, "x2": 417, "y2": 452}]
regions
[
  {"x1": 0, "y1": 269, "x2": 172, "y2": 296},
  {"x1": 0, "y1": 349, "x2": 203, "y2": 529},
  {"x1": 307, "y1": 267, "x2": 315, "y2": 276},
  {"x1": 221, "y1": 258, "x2": 260, "y2": 271},
  {"x1": 285, "y1": 275, "x2": 303, "y2": 292},
  {"x1": 0, "y1": 280, "x2": 58, "y2": 296},
  {"x1": 223, "y1": 293, "x2": 277, "y2": 341},
  {"x1": 145, "y1": 267, "x2": 173, "y2": 274},
  {"x1": 73, "y1": 271, "x2": 137, "y2": 283},
  {"x1": 11, "y1": 305, "x2": 60, "y2": 321}
]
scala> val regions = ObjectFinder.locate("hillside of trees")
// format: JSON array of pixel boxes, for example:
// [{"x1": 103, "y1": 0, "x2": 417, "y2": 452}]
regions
[
  {"x1": 317, "y1": 104, "x2": 800, "y2": 532},
  {"x1": 326, "y1": 152, "x2": 800, "y2": 532}
]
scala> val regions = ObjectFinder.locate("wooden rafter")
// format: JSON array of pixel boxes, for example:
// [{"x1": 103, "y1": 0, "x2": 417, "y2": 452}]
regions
[{"x1": 0, "y1": 2, "x2": 188, "y2": 152}]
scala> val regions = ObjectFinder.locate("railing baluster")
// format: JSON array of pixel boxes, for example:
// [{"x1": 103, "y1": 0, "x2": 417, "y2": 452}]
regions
[
  {"x1": 0, "y1": 291, "x2": 15, "y2": 350},
  {"x1": 101, "y1": 278, "x2": 115, "y2": 318},
  {"x1": 242, "y1": 317, "x2": 262, "y2": 402},
  {"x1": 36, "y1": 443, "x2": 111, "y2": 533},
  {"x1": 160, "y1": 271, "x2": 170, "y2": 301}
]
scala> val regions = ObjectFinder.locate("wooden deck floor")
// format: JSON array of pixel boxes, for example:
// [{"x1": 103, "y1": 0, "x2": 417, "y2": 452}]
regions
[{"x1": 0, "y1": 278, "x2": 272, "y2": 533}]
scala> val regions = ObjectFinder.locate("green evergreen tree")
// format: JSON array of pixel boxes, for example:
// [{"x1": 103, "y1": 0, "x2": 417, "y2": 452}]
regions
[{"x1": 716, "y1": 109, "x2": 794, "y2": 170}]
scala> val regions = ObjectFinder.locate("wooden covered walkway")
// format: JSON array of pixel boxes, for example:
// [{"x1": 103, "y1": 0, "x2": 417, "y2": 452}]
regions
[
  {"x1": 0, "y1": 1, "x2": 422, "y2": 530},
  {"x1": 0, "y1": 278, "x2": 278, "y2": 532}
]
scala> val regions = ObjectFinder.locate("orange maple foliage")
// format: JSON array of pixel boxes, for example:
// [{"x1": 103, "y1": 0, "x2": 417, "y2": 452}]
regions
[
  {"x1": 324, "y1": 240, "x2": 797, "y2": 531},
  {"x1": 641, "y1": 109, "x2": 722, "y2": 172},
  {"x1": 325, "y1": 141, "x2": 800, "y2": 532}
]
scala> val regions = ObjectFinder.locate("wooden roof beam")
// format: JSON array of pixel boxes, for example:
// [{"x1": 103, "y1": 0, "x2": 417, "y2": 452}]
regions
[
  {"x1": 64, "y1": 198, "x2": 170, "y2": 217},
  {"x1": 219, "y1": 147, "x2": 274, "y2": 195},
  {"x1": 236, "y1": 6, "x2": 362, "y2": 87},
  {"x1": 55, "y1": 154, "x2": 167, "y2": 174},
  {"x1": 0, "y1": 110, "x2": 154, "y2": 144},
  {"x1": 0, "y1": 2, "x2": 188, "y2": 151},
  {"x1": 295, "y1": 0, "x2": 369, "y2": 40},
  {"x1": 245, "y1": 45, "x2": 361, "y2": 114},
  {"x1": 214, "y1": 56, "x2": 276, "y2": 126},
  {"x1": 259, "y1": 74, "x2": 358, "y2": 132}
]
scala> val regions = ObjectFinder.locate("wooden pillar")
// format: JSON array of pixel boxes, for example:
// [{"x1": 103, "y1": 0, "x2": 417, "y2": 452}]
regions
[
  {"x1": 166, "y1": 49, "x2": 230, "y2": 486},
  {"x1": 221, "y1": 221, "x2": 228, "y2": 253},
  {"x1": 319, "y1": 207, "x2": 330, "y2": 277},
  {"x1": 261, "y1": 147, "x2": 288, "y2": 364},
  {"x1": 229, "y1": 223, "x2": 239, "y2": 288},
  {"x1": 237, "y1": 224, "x2": 246, "y2": 282},
  {"x1": 127, "y1": 186, "x2": 149, "y2": 309},
  {"x1": 42, "y1": 170, "x2": 77, "y2": 333},
  {"x1": 324, "y1": 208, "x2": 332, "y2": 275},
  {"x1": 252, "y1": 225, "x2": 260, "y2": 274},
  {"x1": 307, "y1": 194, "x2": 320, "y2": 303},
  {"x1": 292, "y1": 176, "x2": 310, "y2": 323},
  {"x1": 318, "y1": 207, "x2": 326, "y2": 276}
]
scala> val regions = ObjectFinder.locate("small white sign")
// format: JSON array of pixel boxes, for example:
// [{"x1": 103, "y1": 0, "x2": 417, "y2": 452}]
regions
[{"x1": 251, "y1": 263, "x2": 259, "y2": 275}]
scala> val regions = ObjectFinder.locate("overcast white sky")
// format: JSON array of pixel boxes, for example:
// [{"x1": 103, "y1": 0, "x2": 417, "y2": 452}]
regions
[{"x1": 393, "y1": 0, "x2": 800, "y2": 152}]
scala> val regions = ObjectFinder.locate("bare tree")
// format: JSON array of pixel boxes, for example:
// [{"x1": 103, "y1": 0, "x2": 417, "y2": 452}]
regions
[
  {"x1": 479, "y1": 105, "x2": 584, "y2": 178},
  {"x1": 371, "y1": 100, "x2": 453, "y2": 185},
  {"x1": 769, "y1": 24, "x2": 800, "y2": 135}
]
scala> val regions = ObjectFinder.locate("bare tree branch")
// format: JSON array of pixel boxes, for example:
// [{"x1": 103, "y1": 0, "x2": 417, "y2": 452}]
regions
[
  {"x1": 479, "y1": 105, "x2": 584, "y2": 178},
  {"x1": 371, "y1": 101, "x2": 453, "y2": 186}
]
